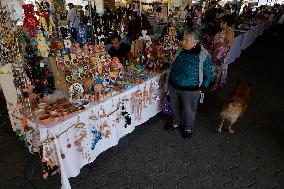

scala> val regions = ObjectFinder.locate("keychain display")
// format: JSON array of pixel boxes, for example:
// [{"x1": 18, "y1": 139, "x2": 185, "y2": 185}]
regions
[
  {"x1": 98, "y1": 119, "x2": 111, "y2": 138},
  {"x1": 131, "y1": 90, "x2": 143, "y2": 120},
  {"x1": 98, "y1": 106, "x2": 106, "y2": 118},
  {"x1": 143, "y1": 84, "x2": 149, "y2": 108},
  {"x1": 41, "y1": 131, "x2": 59, "y2": 179},
  {"x1": 91, "y1": 123, "x2": 102, "y2": 150},
  {"x1": 121, "y1": 102, "x2": 131, "y2": 128},
  {"x1": 148, "y1": 81, "x2": 155, "y2": 105},
  {"x1": 73, "y1": 116, "x2": 91, "y2": 161}
]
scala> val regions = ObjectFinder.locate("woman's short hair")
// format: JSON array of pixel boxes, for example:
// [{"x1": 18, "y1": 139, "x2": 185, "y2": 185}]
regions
[
  {"x1": 110, "y1": 33, "x2": 121, "y2": 41},
  {"x1": 183, "y1": 27, "x2": 200, "y2": 42},
  {"x1": 221, "y1": 14, "x2": 235, "y2": 27}
]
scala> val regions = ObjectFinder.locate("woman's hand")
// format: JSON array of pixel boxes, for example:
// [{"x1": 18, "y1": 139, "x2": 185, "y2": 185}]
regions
[{"x1": 170, "y1": 54, "x2": 175, "y2": 63}]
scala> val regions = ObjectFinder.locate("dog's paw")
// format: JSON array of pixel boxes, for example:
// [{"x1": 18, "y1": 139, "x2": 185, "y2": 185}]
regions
[{"x1": 217, "y1": 128, "x2": 222, "y2": 132}]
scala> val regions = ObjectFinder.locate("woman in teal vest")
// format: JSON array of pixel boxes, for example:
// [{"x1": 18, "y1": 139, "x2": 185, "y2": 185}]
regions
[{"x1": 165, "y1": 28, "x2": 213, "y2": 139}]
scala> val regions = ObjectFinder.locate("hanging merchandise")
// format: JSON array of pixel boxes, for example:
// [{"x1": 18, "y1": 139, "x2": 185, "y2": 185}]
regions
[
  {"x1": 143, "y1": 84, "x2": 149, "y2": 108},
  {"x1": 20, "y1": 32, "x2": 55, "y2": 98},
  {"x1": 131, "y1": 90, "x2": 143, "y2": 121},
  {"x1": 36, "y1": 31, "x2": 50, "y2": 58},
  {"x1": 0, "y1": 2, "x2": 33, "y2": 115},
  {"x1": 36, "y1": 1, "x2": 55, "y2": 38},
  {"x1": 120, "y1": 102, "x2": 131, "y2": 128},
  {"x1": 77, "y1": 25, "x2": 88, "y2": 46},
  {"x1": 15, "y1": 129, "x2": 32, "y2": 148},
  {"x1": 69, "y1": 83, "x2": 84, "y2": 102},
  {"x1": 42, "y1": 131, "x2": 60, "y2": 180},
  {"x1": 0, "y1": 3, "x2": 18, "y2": 67},
  {"x1": 59, "y1": 26, "x2": 69, "y2": 39},
  {"x1": 74, "y1": 116, "x2": 92, "y2": 161},
  {"x1": 31, "y1": 58, "x2": 55, "y2": 97},
  {"x1": 98, "y1": 106, "x2": 106, "y2": 118},
  {"x1": 163, "y1": 34, "x2": 180, "y2": 64},
  {"x1": 148, "y1": 81, "x2": 155, "y2": 105},
  {"x1": 65, "y1": 132, "x2": 72, "y2": 148},
  {"x1": 22, "y1": 4, "x2": 39, "y2": 37},
  {"x1": 63, "y1": 39, "x2": 72, "y2": 55},
  {"x1": 91, "y1": 124, "x2": 102, "y2": 150},
  {"x1": 101, "y1": 121, "x2": 111, "y2": 138}
]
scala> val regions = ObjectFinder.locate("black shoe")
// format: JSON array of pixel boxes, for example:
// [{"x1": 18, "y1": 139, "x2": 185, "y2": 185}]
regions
[
  {"x1": 183, "y1": 129, "x2": 192, "y2": 139},
  {"x1": 164, "y1": 124, "x2": 179, "y2": 131}
]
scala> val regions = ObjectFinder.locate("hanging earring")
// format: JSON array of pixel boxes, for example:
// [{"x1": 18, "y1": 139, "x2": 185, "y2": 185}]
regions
[
  {"x1": 105, "y1": 130, "x2": 111, "y2": 138},
  {"x1": 66, "y1": 132, "x2": 71, "y2": 148},
  {"x1": 91, "y1": 123, "x2": 102, "y2": 150},
  {"x1": 99, "y1": 106, "x2": 106, "y2": 118},
  {"x1": 74, "y1": 116, "x2": 87, "y2": 155},
  {"x1": 131, "y1": 93, "x2": 136, "y2": 114},
  {"x1": 143, "y1": 84, "x2": 148, "y2": 108},
  {"x1": 112, "y1": 99, "x2": 115, "y2": 108},
  {"x1": 89, "y1": 110, "x2": 98, "y2": 120},
  {"x1": 138, "y1": 91, "x2": 143, "y2": 120},
  {"x1": 149, "y1": 81, "x2": 155, "y2": 104}
]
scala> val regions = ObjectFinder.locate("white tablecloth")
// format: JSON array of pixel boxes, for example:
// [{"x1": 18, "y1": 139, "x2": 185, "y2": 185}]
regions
[
  {"x1": 24, "y1": 20, "x2": 273, "y2": 188},
  {"x1": 227, "y1": 34, "x2": 244, "y2": 64},
  {"x1": 28, "y1": 73, "x2": 166, "y2": 189},
  {"x1": 227, "y1": 21, "x2": 271, "y2": 64}
]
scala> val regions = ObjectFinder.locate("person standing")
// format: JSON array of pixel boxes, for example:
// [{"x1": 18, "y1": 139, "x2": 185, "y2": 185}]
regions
[
  {"x1": 108, "y1": 33, "x2": 131, "y2": 64},
  {"x1": 210, "y1": 14, "x2": 234, "y2": 91},
  {"x1": 164, "y1": 28, "x2": 213, "y2": 138},
  {"x1": 67, "y1": 3, "x2": 80, "y2": 40}
]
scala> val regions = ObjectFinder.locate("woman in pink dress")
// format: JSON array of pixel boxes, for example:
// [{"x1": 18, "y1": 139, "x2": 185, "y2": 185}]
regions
[{"x1": 210, "y1": 14, "x2": 234, "y2": 91}]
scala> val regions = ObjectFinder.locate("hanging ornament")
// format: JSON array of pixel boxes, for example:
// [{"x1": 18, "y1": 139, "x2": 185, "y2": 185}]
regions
[
  {"x1": 35, "y1": 1, "x2": 55, "y2": 37},
  {"x1": 35, "y1": 78, "x2": 40, "y2": 83},
  {"x1": 22, "y1": 4, "x2": 39, "y2": 37},
  {"x1": 91, "y1": 124, "x2": 102, "y2": 150}
]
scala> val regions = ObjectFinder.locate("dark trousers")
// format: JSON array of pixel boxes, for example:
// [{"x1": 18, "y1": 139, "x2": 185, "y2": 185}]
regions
[
  {"x1": 169, "y1": 85, "x2": 200, "y2": 130},
  {"x1": 70, "y1": 27, "x2": 77, "y2": 40}
]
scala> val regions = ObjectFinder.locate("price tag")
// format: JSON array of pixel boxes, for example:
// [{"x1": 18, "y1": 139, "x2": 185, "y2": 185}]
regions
[{"x1": 199, "y1": 92, "x2": 204, "y2": 104}]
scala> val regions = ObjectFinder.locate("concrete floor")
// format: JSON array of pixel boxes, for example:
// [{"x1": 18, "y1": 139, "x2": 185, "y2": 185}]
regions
[{"x1": 0, "y1": 29, "x2": 284, "y2": 189}]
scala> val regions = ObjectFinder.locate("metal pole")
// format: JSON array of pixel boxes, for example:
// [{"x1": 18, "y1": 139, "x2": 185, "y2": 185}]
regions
[
  {"x1": 89, "y1": 1, "x2": 94, "y2": 43},
  {"x1": 140, "y1": 0, "x2": 142, "y2": 28}
]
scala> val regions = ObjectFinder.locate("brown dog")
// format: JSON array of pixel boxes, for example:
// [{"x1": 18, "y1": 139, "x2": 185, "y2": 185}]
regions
[{"x1": 218, "y1": 81, "x2": 252, "y2": 134}]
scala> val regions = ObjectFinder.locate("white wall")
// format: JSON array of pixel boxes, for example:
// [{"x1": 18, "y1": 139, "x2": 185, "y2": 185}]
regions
[
  {"x1": 258, "y1": 0, "x2": 284, "y2": 5},
  {"x1": 65, "y1": 0, "x2": 104, "y2": 14},
  {"x1": 1, "y1": 0, "x2": 24, "y2": 21},
  {"x1": 168, "y1": 0, "x2": 182, "y2": 10},
  {"x1": 65, "y1": 0, "x2": 88, "y2": 7}
]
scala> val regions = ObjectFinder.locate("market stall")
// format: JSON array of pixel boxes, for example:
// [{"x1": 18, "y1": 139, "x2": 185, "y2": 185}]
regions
[
  {"x1": 0, "y1": 1, "x2": 180, "y2": 188},
  {"x1": 27, "y1": 72, "x2": 166, "y2": 189},
  {"x1": 0, "y1": 0, "x2": 276, "y2": 188}
]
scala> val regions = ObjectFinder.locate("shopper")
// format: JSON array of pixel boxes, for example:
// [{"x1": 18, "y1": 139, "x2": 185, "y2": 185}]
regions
[
  {"x1": 67, "y1": 3, "x2": 80, "y2": 40},
  {"x1": 210, "y1": 14, "x2": 234, "y2": 91},
  {"x1": 164, "y1": 28, "x2": 213, "y2": 139}
]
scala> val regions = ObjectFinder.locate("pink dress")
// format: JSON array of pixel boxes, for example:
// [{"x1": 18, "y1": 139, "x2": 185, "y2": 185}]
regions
[{"x1": 212, "y1": 30, "x2": 230, "y2": 85}]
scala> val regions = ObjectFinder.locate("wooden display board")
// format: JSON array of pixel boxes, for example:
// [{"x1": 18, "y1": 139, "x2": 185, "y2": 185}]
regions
[
  {"x1": 131, "y1": 39, "x2": 144, "y2": 57},
  {"x1": 50, "y1": 57, "x2": 71, "y2": 99}
]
